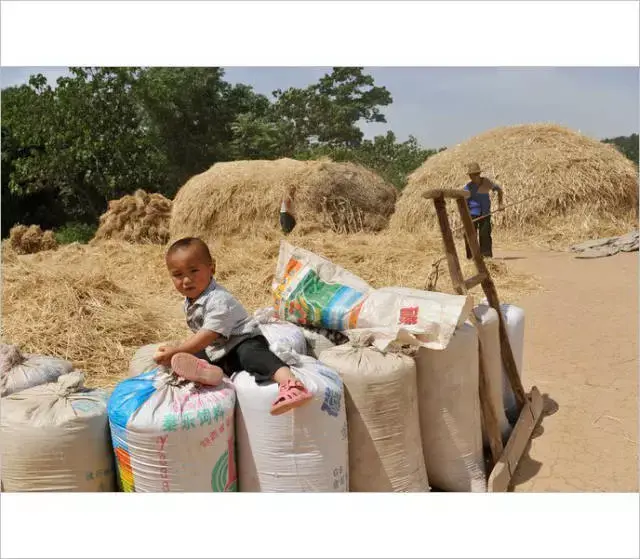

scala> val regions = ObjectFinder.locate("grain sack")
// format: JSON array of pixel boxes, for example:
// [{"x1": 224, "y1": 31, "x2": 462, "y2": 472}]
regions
[
  {"x1": 253, "y1": 307, "x2": 307, "y2": 355},
  {"x1": 273, "y1": 240, "x2": 371, "y2": 331},
  {"x1": 0, "y1": 344, "x2": 73, "y2": 397},
  {"x1": 301, "y1": 325, "x2": 348, "y2": 358},
  {"x1": 128, "y1": 343, "x2": 164, "y2": 377},
  {"x1": 273, "y1": 241, "x2": 471, "y2": 350},
  {"x1": 473, "y1": 305, "x2": 512, "y2": 443},
  {"x1": 1, "y1": 372, "x2": 115, "y2": 492},
  {"x1": 480, "y1": 300, "x2": 526, "y2": 420},
  {"x1": 319, "y1": 337, "x2": 429, "y2": 492},
  {"x1": 500, "y1": 304, "x2": 526, "y2": 421},
  {"x1": 128, "y1": 341, "x2": 180, "y2": 377},
  {"x1": 415, "y1": 324, "x2": 487, "y2": 492},
  {"x1": 234, "y1": 345, "x2": 348, "y2": 492},
  {"x1": 108, "y1": 367, "x2": 237, "y2": 492},
  {"x1": 353, "y1": 286, "x2": 473, "y2": 351}
]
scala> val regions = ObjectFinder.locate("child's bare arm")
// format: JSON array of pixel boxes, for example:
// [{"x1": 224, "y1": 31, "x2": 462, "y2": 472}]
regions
[
  {"x1": 154, "y1": 330, "x2": 220, "y2": 365},
  {"x1": 174, "y1": 330, "x2": 220, "y2": 354}
]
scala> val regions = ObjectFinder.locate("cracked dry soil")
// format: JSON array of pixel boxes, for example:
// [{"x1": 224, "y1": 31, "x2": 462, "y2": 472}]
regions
[{"x1": 497, "y1": 248, "x2": 638, "y2": 492}]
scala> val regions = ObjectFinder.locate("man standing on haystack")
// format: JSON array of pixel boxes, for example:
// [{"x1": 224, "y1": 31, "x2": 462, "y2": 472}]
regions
[{"x1": 462, "y1": 162, "x2": 504, "y2": 259}]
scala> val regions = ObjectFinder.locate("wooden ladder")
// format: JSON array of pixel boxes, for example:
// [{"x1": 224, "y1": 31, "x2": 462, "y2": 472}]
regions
[{"x1": 424, "y1": 189, "x2": 545, "y2": 492}]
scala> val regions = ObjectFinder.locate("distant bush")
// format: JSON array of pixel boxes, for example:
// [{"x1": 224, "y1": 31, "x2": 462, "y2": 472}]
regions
[{"x1": 54, "y1": 222, "x2": 97, "y2": 244}]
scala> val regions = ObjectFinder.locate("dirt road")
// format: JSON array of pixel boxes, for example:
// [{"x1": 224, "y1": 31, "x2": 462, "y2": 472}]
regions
[{"x1": 497, "y1": 248, "x2": 638, "y2": 491}]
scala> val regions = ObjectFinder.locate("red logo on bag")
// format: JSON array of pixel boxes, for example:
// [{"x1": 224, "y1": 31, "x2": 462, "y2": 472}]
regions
[{"x1": 399, "y1": 306, "x2": 419, "y2": 325}]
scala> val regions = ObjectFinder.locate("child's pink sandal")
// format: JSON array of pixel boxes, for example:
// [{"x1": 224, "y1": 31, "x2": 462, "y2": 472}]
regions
[
  {"x1": 270, "y1": 379, "x2": 313, "y2": 416},
  {"x1": 171, "y1": 353, "x2": 224, "y2": 386}
]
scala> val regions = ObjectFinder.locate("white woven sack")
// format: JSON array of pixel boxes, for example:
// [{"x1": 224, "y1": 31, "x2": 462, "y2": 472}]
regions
[
  {"x1": 0, "y1": 344, "x2": 73, "y2": 397},
  {"x1": 253, "y1": 307, "x2": 307, "y2": 355},
  {"x1": 473, "y1": 305, "x2": 512, "y2": 443},
  {"x1": 351, "y1": 286, "x2": 473, "y2": 351},
  {"x1": 128, "y1": 341, "x2": 182, "y2": 378},
  {"x1": 273, "y1": 243, "x2": 472, "y2": 351},
  {"x1": 108, "y1": 367, "x2": 237, "y2": 492},
  {"x1": 415, "y1": 324, "x2": 487, "y2": 492},
  {"x1": 1, "y1": 372, "x2": 116, "y2": 492},
  {"x1": 234, "y1": 344, "x2": 348, "y2": 492},
  {"x1": 480, "y1": 299, "x2": 526, "y2": 418},
  {"x1": 319, "y1": 338, "x2": 429, "y2": 492}
]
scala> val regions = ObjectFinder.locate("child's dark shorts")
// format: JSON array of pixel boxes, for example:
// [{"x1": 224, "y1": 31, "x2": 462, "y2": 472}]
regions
[{"x1": 199, "y1": 335, "x2": 287, "y2": 383}]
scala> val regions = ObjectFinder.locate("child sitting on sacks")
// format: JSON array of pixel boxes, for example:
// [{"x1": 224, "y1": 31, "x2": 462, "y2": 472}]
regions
[{"x1": 153, "y1": 237, "x2": 312, "y2": 415}]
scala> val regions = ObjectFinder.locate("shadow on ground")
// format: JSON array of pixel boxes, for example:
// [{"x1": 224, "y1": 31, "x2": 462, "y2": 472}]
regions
[{"x1": 509, "y1": 393, "x2": 559, "y2": 490}]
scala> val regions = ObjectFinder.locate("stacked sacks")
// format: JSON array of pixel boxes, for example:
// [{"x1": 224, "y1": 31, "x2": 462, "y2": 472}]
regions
[
  {"x1": 273, "y1": 241, "x2": 471, "y2": 352},
  {"x1": 0, "y1": 344, "x2": 73, "y2": 397},
  {"x1": 414, "y1": 324, "x2": 487, "y2": 492},
  {"x1": 108, "y1": 366, "x2": 237, "y2": 492},
  {"x1": 234, "y1": 344, "x2": 348, "y2": 492},
  {"x1": 320, "y1": 335, "x2": 429, "y2": 492},
  {"x1": 1, "y1": 372, "x2": 115, "y2": 492}
]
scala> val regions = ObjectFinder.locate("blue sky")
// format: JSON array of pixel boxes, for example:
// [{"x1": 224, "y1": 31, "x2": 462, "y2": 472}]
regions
[{"x1": 1, "y1": 66, "x2": 637, "y2": 148}]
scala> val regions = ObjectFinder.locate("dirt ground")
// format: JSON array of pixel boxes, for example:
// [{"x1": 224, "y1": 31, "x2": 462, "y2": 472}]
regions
[{"x1": 494, "y1": 248, "x2": 638, "y2": 492}]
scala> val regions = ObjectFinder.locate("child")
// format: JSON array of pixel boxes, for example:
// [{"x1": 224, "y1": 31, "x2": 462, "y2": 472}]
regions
[{"x1": 153, "y1": 237, "x2": 312, "y2": 415}]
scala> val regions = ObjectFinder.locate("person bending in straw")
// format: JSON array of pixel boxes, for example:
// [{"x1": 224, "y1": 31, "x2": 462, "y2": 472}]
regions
[
  {"x1": 153, "y1": 237, "x2": 312, "y2": 415},
  {"x1": 279, "y1": 189, "x2": 296, "y2": 234},
  {"x1": 462, "y1": 162, "x2": 504, "y2": 259}
]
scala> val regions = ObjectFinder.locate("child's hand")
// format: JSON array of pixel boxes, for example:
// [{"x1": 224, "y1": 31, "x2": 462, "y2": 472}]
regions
[{"x1": 153, "y1": 345, "x2": 177, "y2": 367}]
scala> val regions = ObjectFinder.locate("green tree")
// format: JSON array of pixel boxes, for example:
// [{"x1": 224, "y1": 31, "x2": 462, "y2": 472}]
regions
[
  {"x1": 134, "y1": 68, "x2": 273, "y2": 187},
  {"x1": 2, "y1": 68, "x2": 167, "y2": 224},
  {"x1": 230, "y1": 113, "x2": 287, "y2": 160},
  {"x1": 272, "y1": 67, "x2": 393, "y2": 151},
  {"x1": 603, "y1": 133, "x2": 639, "y2": 165},
  {"x1": 297, "y1": 131, "x2": 438, "y2": 189}
]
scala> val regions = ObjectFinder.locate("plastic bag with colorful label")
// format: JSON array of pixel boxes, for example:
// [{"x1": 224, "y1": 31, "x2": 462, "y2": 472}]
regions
[{"x1": 108, "y1": 367, "x2": 237, "y2": 492}]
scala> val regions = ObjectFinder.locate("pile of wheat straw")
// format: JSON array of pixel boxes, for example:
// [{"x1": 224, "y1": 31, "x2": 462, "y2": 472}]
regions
[
  {"x1": 391, "y1": 123, "x2": 639, "y2": 245},
  {"x1": 8, "y1": 224, "x2": 58, "y2": 255},
  {"x1": 93, "y1": 189, "x2": 172, "y2": 244},
  {"x1": 170, "y1": 158, "x2": 398, "y2": 240},
  {"x1": 2, "y1": 233, "x2": 539, "y2": 389}
]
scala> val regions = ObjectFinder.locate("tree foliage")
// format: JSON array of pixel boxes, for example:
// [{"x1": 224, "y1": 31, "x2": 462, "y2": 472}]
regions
[
  {"x1": 272, "y1": 67, "x2": 392, "y2": 151},
  {"x1": 2, "y1": 68, "x2": 164, "y2": 226},
  {"x1": 297, "y1": 131, "x2": 439, "y2": 189},
  {"x1": 603, "y1": 133, "x2": 639, "y2": 166}
]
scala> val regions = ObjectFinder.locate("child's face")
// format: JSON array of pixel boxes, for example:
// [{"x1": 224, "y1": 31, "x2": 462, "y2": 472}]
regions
[{"x1": 166, "y1": 247, "x2": 214, "y2": 299}]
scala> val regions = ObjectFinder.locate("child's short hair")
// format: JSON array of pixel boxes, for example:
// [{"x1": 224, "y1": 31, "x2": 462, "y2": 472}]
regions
[{"x1": 166, "y1": 237, "x2": 213, "y2": 266}]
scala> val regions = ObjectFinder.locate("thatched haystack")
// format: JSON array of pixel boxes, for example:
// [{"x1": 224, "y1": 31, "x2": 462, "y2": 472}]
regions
[
  {"x1": 8, "y1": 224, "x2": 58, "y2": 254},
  {"x1": 170, "y1": 158, "x2": 398, "y2": 239},
  {"x1": 391, "y1": 124, "x2": 639, "y2": 240},
  {"x1": 93, "y1": 189, "x2": 171, "y2": 244}
]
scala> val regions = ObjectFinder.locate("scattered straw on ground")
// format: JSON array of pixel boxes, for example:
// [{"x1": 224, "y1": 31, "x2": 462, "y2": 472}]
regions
[
  {"x1": 170, "y1": 158, "x2": 398, "y2": 240},
  {"x1": 8, "y1": 224, "x2": 58, "y2": 255},
  {"x1": 391, "y1": 124, "x2": 639, "y2": 245},
  {"x1": 93, "y1": 189, "x2": 172, "y2": 244},
  {"x1": 2, "y1": 233, "x2": 539, "y2": 389}
]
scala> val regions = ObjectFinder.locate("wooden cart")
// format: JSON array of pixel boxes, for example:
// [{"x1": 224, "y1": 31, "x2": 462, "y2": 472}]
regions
[{"x1": 424, "y1": 189, "x2": 545, "y2": 492}]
